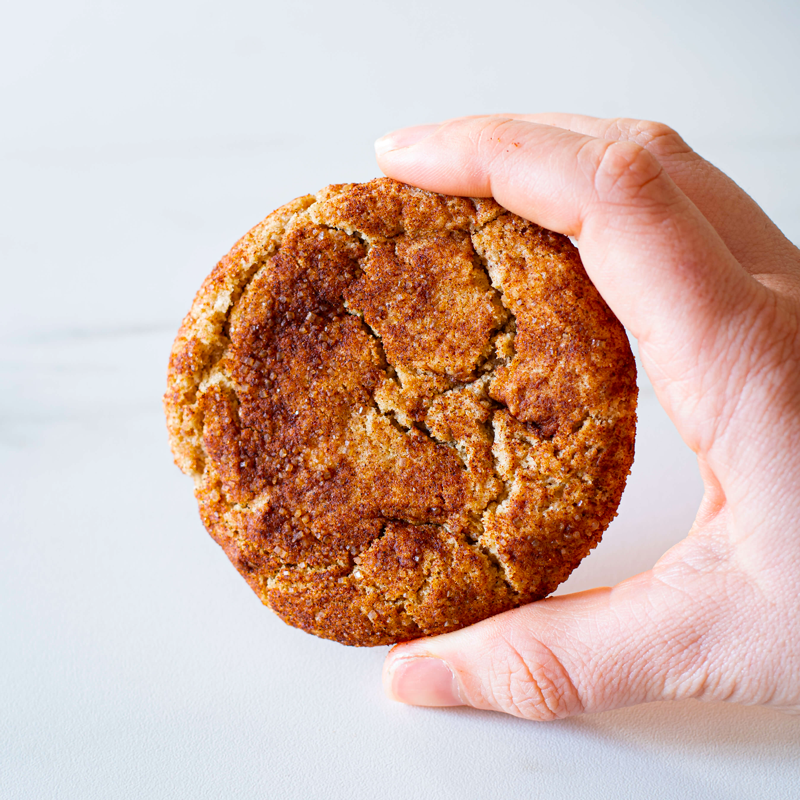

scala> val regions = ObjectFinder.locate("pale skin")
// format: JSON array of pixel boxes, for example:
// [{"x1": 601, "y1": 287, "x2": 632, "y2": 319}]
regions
[{"x1": 373, "y1": 113, "x2": 800, "y2": 719}]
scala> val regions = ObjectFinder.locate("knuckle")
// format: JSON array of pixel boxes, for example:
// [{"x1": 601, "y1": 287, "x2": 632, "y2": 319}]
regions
[
  {"x1": 621, "y1": 118, "x2": 692, "y2": 157},
  {"x1": 484, "y1": 635, "x2": 582, "y2": 721},
  {"x1": 589, "y1": 139, "x2": 666, "y2": 206}
]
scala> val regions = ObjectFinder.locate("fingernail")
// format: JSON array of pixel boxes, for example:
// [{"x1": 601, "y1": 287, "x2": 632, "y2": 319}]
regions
[
  {"x1": 388, "y1": 656, "x2": 464, "y2": 707},
  {"x1": 375, "y1": 124, "x2": 440, "y2": 156}
]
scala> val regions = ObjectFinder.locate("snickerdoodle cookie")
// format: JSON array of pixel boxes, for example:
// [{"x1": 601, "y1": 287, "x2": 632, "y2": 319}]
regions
[{"x1": 164, "y1": 178, "x2": 637, "y2": 646}]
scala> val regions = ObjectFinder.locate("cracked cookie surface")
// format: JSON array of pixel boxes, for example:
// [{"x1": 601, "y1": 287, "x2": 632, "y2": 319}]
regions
[{"x1": 164, "y1": 178, "x2": 637, "y2": 646}]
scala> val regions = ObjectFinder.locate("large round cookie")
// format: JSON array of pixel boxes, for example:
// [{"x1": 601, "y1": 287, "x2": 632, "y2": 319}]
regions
[{"x1": 164, "y1": 178, "x2": 637, "y2": 646}]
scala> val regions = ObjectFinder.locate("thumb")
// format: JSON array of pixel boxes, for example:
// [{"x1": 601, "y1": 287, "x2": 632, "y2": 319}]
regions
[{"x1": 383, "y1": 565, "x2": 742, "y2": 719}]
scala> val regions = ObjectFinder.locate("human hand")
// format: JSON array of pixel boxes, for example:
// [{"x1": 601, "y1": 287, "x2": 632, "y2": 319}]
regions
[{"x1": 374, "y1": 114, "x2": 800, "y2": 719}]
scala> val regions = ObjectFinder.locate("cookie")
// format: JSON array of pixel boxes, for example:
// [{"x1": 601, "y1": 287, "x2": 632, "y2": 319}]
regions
[{"x1": 164, "y1": 178, "x2": 637, "y2": 646}]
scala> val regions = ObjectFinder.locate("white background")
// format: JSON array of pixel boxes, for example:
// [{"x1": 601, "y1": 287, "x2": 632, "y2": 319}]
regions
[{"x1": 2, "y1": 1, "x2": 800, "y2": 797}]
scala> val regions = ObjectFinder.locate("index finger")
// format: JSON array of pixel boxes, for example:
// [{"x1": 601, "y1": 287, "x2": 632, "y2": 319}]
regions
[
  {"x1": 374, "y1": 116, "x2": 761, "y2": 354},
  {"x1": 467, "y1": 113, "x2": 800, "y2": 279}
]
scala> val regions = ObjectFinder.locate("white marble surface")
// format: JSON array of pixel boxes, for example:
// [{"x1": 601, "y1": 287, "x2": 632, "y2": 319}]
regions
[{"x1": 2, "y1": 1, "x2": 800, "y2": 797}]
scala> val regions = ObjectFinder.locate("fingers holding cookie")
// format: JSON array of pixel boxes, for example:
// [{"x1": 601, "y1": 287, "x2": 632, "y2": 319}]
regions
[
  {"x1": 376, "y1": 119, "x2": 800, "y2": 720},
  {"x1": 376, "y1": 115, "x2": 762, "y2": 355}
]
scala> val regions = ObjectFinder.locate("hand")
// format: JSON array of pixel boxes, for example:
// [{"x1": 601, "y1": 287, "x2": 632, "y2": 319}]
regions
[{"x1": 374, "y1": 114, "x2": 800, "y2": 719}]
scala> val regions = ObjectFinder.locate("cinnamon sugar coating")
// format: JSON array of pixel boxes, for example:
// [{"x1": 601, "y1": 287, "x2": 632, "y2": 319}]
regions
[{"x1": 164, "y1": 178, "x2": 637, "y2": 646}]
